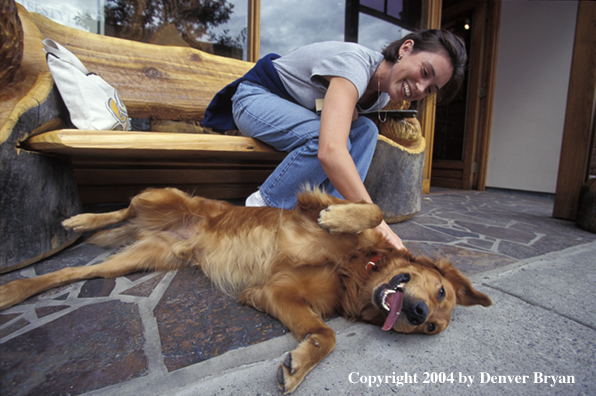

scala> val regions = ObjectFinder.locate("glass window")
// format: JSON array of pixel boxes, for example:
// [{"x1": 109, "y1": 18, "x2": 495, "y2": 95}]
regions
[
  {"x1": 361, "y1": 0, "x2": 384, "y2": 13},
  {"x1": 18, "y1": 0, "x2": 105, "y2": 34},
  {"x1": 260, "y1": 1, "x2": 417, "y2": 57},
  {"x1": 203, "y1": 0, "x2": 248, "y2": 60},
  {"x1": 260, "y1": 0, "x2": 345, "y2": 56},
  {"x1": 358, "y1": 13, "x2": 409, "y2": 52},
  {"x1": 19, "y1": 0, "x2": 248, "y2": 60}
]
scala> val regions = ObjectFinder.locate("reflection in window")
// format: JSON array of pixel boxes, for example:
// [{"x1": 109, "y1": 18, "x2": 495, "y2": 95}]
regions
[
  {"x1": 360, "y1": 0, "x2": 420, "y2": 31},
  {"x1": 19, "y1": 0, "x2": 247, "y2": 60},
  {"x1": 207, "y1": 0, "x2": 248, "y2": 59},
  {"x1": 358, "y1": 13, "x2": 409, "y2": 52},
  {"x1": 103, "y1": 0, "x2": 246, "y2": 59},
  {"x1": 18, "y1": 0, "x2": 105, "y2": 34},
  {"x1": 260, "y1": 0, "x2": 415, "y2": 57},
  {"x1": 260, "y1": 0, "x2": 345, "y2": 56}
]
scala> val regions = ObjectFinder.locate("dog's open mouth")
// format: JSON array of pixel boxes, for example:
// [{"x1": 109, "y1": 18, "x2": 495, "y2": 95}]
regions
[{"x1": 373, "y1": 273, "x2": 410, "y2": 331}]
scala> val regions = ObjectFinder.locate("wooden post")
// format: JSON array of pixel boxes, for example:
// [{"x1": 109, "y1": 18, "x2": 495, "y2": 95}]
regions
[
  {"x1": 419, "y1": 0, "x2": 442, "y2": 194},
  {"x1": 247, "y1": 0, "x2": 261, "y2": 62},
  {"x1": 553, "y1": 1, "x2": 596, "y2": 220}
]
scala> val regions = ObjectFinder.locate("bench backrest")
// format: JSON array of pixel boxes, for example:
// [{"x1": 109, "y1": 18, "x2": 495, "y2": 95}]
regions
[{"x1": 31, "y1": 12, "x2": 253, "y2": 122}]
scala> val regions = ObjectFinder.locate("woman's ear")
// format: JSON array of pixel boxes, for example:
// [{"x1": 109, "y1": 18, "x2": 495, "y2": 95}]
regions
[{"x1": 399, "y1": 39, "x2": 415, "y2": 57}]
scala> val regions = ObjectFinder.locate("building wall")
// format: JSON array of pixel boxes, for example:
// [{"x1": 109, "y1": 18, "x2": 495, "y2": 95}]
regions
[{"x1": 486, "y1": 0, "x2": 578, "y2": 193}]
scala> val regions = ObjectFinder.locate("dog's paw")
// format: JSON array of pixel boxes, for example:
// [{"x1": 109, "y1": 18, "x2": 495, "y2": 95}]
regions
[
  {"x1": 276, "y1": 332, "x2": 334, "y2": 394},
  {"x1": 62, "y1": 214, "x2": 99, "y2": 232},
  {"x1": 277, "y1": 353, "x2": 304, "y2": 394},
  {"x1": 318, "y1": 205, "x2": 349, "y2": 234},
  {"x1": 318, "y1": 203, "x2": 383, "y2": 234}
]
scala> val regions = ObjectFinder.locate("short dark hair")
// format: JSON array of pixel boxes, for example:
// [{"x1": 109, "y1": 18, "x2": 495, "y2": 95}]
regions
[{"x1": 382, "y1": 29, "x2": 467, "y2": 104}]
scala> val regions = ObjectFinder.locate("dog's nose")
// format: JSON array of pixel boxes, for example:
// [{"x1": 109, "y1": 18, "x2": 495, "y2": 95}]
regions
[{"x1": 407, "y1": 301, "x2": 428, "y2": 325}]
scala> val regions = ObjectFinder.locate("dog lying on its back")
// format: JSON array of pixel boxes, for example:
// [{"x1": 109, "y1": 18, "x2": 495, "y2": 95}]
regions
[{"x1": 0, "y1": 188, "x2": 491, "y2": 393}]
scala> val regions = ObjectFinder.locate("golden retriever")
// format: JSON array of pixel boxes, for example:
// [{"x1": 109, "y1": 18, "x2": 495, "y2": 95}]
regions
[{"x1": 0, "y1": 188, "x2": 491, "y2": 393}]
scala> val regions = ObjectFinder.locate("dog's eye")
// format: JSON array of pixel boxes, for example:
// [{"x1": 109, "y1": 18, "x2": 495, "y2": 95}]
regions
[
  {"x1": 438, "y1": 286, "x2": 445, "y2": 301},
  {"x1": 427, "y1": 323, "x2": 436, "y2": 333}
]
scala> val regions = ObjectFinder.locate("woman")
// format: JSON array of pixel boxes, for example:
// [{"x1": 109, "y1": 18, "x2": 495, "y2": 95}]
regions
[{"x1": 202, "y1": 30, "x2": 467, "y2": 250}]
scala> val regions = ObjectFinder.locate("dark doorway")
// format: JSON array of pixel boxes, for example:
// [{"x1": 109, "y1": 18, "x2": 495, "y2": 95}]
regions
[{"x1": 431, "y1": 0, "x2": 499, "y2": 190}]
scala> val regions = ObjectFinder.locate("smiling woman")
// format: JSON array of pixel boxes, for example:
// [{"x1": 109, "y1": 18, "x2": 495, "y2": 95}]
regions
[{"x1": 202, "y1": 29, "x2": 467, "y2": 251}]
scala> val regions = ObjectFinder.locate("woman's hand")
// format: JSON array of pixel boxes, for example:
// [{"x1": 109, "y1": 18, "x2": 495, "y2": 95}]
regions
[{"x1": 374, "y1": 220, "x2": 406, "y2": 250}]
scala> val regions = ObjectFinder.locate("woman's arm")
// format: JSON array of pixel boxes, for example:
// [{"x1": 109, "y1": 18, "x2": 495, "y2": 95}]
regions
[
  {"x1": 318, "y1": 77, "x2": 405, "y2": 250},
  {"x1": 318, "y1": 77, "x2": 369, "y2": 203}
]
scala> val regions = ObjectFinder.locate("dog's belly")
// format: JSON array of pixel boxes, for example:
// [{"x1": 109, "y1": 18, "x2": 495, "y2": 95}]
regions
[
  {"x1": 194, "y1": 227, "x2": 280, "y2": 296},
  {"x1": 188, "y1": 209, "x2": 335, "y2": 297}
]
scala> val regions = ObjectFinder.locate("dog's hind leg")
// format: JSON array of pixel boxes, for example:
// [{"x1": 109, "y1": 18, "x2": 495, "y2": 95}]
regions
[
  {"x1": 63, "y1": 208, "x2": 132, "y2": 233},
  {"x1": 85, "y1": 223, "x2": 137, "y2": 248},
  {"x1": 0, "y1": 236, "x2": 184, "y2": 311},
  {"x1": 239, "y1": 283, "x2": 336, "y2": 394}
]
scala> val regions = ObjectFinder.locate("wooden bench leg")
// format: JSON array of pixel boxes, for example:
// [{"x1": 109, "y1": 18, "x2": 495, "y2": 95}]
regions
[{"x1": 1, "y1": 86, "x2": 81, "y2": 274}]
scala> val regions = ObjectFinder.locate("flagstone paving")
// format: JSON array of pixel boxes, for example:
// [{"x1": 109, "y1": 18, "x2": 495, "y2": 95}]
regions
[{"x1": 1, "y1": 188, "x2": 594, "y2": 395}]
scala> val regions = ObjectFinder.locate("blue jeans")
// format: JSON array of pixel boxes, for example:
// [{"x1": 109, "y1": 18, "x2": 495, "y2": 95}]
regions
[{"x1": 231, "y1": 81, "x2": 378, "y2": 209}]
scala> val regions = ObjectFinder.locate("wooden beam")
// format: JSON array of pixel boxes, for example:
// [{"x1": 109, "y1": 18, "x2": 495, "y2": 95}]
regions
[
  {"x1": 553, "y1": 1, "x2": 596, "y2": 220},
  {"x1": 419, "y1": 0, "x2": 442, "y2": 194},
  {"x1": 247, "y1": 0, "x2": 261, "y2": 62}
]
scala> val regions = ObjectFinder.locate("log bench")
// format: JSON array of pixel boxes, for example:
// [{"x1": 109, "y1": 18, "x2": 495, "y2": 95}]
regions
[{"x1": 0, "y1": 3, "x2": 425, "y2": 273}]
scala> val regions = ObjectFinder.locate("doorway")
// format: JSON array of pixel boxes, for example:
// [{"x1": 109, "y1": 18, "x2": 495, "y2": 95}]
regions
[{"x1": 431, "y1": 0, "x2": 500, "y2": 190}]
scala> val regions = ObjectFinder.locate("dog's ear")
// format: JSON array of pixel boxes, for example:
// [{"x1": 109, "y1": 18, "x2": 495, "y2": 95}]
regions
[{"x1": 435, "y1": 259, "x2": 492, "y2": 307}]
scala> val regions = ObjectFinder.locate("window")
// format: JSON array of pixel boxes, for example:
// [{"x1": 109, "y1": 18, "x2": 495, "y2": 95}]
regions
[
  {"x1": 20, "y1": 0, "x2": 248, "y2": 60},
  {"x1": 260, "y1": 0, "x2": 419, "y2": 56},
  {"x1": 18, "y1": 0, "x2": 105, "y2": 34}
]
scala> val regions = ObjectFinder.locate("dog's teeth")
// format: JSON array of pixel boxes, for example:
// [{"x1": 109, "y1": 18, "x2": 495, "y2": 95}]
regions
[{"x1": 381, "y1": 289, "x2": 396, "y2": 310}]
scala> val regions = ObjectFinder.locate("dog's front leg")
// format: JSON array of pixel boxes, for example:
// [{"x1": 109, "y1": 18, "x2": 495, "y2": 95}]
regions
[{"x1": 239, "y1": 285, "x2": 336, "y2": 394}]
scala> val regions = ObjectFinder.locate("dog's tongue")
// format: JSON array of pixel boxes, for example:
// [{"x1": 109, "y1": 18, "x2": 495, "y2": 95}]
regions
[{"x1": 382, "y1": 291, "x2": 403, "y2": 331}]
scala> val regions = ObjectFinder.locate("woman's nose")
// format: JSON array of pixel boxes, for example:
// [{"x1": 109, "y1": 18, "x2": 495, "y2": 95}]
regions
[{"x1": 416, "y1": 80, "x2": 430, "y2": 96}]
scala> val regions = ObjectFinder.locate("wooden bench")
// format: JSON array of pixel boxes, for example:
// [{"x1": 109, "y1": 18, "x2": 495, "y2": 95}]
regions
[
  {"x1": 0, "y1": 3, "x2": 425, "y2": 272},
  {"x1": 21, "y1": 130, "x2": 287, "y2": 203}
]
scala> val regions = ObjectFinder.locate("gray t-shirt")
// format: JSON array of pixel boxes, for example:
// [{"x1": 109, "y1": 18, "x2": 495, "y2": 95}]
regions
[{"x1": 273, "y1": 41, "x2": 390, "y2": 113}]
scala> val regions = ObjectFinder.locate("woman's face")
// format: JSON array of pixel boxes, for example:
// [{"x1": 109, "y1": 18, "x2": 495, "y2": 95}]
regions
[{"x1": 384, "y1": 40, "x2": 454, "y2": 102}]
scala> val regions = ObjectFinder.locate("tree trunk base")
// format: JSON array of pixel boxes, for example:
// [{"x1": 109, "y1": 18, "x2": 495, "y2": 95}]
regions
[{"x1": 365, "y1": 135, "x2": 425, "y2": 224}]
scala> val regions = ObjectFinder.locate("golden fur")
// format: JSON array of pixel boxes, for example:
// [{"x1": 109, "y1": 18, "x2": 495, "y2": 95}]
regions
[{"x1": 0, "y1": 188, "x2": 491, "y2": 393}]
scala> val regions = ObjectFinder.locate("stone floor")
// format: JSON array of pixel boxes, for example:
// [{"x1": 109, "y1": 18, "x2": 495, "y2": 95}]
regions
[{"x1": 1, "y1": 188, "x2": 594, "y2": 396}]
